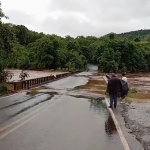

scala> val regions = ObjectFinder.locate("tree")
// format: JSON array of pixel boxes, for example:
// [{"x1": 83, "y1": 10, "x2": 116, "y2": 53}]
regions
[
  {"x1": 99, "y1": 48, "x2": 119, "y2": 72},
  {"x1": 0, "y1": 1, "x2": 7, "y2": 22},
  {"x1": 134, "y1": 37, "x2": 141, "y2": 42},
  {"x1": 0, "y1": 2, "x2": 14, "y2": 67},
  {"x1": 28, "y1": 37, "x2": 58, "y2": 69},
  {"x1": 13, "y1": 25, "x2": 29, "y2": 46},
  {"x1": 109, "y1": 33, "x2": 115, "y2": 39},
  {"x1": 67, "y1": 40, "x2": 79, "y2": 51},
  {"x1": 0, "y1": 23, "x2": 16, "y2": 68},
  {"x1": 66, "y1": 51, "x2": 87, "y2": 71}
]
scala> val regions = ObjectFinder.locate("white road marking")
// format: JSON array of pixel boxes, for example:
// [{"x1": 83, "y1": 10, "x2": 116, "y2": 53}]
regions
[
  {"x1": 0, "y1": 94, "x2": 66, "y2": 139},
  {"x1": 0, "y1": 115, "x2": 34, "y2": 140},
  {"x1": 0, "y1": 103, "x2": 51, "y2": 140},
  {"x1": 0, "y1": 104, "x2": 48, "y2": 133}
]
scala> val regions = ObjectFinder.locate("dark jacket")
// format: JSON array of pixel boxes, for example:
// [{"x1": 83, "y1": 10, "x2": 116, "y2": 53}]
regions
[
  {"x1": 120, "y1": 80, "x2": 129, "y2": 98},
  {"x1": 107, "y1": 77, "x2": 122, "y2": 94}
]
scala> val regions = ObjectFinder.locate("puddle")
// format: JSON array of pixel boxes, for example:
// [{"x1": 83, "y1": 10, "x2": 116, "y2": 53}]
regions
[
  {"x1": 69, "y1": 94, "x2": 105, "y2": 101},
  {"x1": 105, "y1": 113, "x2": 117, "y2": 136}
]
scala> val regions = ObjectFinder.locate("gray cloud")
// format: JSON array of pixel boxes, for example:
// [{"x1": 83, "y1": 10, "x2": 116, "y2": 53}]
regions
[
  {"x1": 44, "y1": 0, "x2": 150, "y2": 36},
  {"x1": 48, "y1": 0, "x2": 88, "y2": 12},
  {"x1": 3, "y1": 0, "x2": 150, "y2": 37},
  {"x1": 5, "y1": 10, "x2": 39, "y2": 30},
  {"x1": 40, "y1": 13, "x2": 96, "y2": 37}
]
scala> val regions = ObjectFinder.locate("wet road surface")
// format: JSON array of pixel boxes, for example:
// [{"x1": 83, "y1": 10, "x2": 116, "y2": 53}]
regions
[{"x1": 0, "y1": 72, "x2": 124, "y2": 150}]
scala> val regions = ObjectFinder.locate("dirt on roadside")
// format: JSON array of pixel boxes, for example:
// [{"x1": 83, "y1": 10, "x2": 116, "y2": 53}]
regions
[
  {"x1": 78, "y1": 73, "x2": 150, "y2": 150},
  {"x1": 121, "y1": 73, "x2": 150, "y2": 150}
]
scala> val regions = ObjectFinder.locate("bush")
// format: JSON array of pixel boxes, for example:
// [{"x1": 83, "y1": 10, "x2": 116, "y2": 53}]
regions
[{"x1": 0, "y1": 84, "x2": 8, "y2": 94}]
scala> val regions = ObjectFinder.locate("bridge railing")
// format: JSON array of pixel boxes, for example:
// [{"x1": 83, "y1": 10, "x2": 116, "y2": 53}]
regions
[{"x1": 6, "y1": 72, "x2": 73, "y2": 91}]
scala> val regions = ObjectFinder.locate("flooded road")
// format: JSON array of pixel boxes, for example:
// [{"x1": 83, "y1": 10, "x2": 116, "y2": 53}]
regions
[{"x1": 0, "y1": 72, "x2": 124, "y2": 150}]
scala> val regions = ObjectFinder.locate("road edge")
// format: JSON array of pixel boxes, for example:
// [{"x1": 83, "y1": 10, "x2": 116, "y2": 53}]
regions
[{"x1": 103, "y1": 76, "x2": 130, "y2": 150}]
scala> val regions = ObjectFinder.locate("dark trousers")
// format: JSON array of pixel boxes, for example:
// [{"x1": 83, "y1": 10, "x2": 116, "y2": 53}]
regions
[{"x1": 109, "y1": 93, "x2": 117, "y2": 108}]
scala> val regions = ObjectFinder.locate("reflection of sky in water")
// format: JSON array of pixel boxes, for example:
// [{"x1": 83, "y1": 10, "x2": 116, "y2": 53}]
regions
[{"x1": 87, "y1": 64, "x2": 98, "y2": 71}]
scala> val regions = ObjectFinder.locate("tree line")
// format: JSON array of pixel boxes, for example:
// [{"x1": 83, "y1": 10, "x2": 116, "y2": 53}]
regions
[{"x1": 1, "y1": 1, "x2": 150, "y2": 74}]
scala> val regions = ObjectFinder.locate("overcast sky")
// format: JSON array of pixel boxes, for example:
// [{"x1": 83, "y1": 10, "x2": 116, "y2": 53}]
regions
[{"x1": 1, "y1": 0, "x2": 150, "y2": 37}]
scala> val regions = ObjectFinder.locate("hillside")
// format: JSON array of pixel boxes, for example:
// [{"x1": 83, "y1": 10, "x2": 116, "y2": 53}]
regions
[{"x1": 117, "y1": 29, "x2": 150, "y2": 42}]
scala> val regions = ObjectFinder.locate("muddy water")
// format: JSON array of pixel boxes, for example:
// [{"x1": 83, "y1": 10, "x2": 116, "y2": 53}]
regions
[{"x1": 6, "y1": 69, "x2": 66, "y2": 82}]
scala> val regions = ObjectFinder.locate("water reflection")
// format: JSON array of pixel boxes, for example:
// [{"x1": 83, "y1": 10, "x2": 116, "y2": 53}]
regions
[
  {"x1": 89, "y1": 99, "x2": 117, "y2": 137},
  {"x1": 105, "y1": 113, "x2": 117, "y2": 136},
  {"x1": 89, "y1": 99, "x2": 106, "y2": 114}
]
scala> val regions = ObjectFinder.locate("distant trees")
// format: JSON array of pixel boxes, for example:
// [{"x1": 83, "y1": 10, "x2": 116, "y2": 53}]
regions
[
  {"x1": 1, "y1": 23, "x2": 150, "y2": 72},
  {"x1": 1, "y1": 1, "x2": 150, "y2": 73},
  {"x1": 1, "y1": 26, "x2": 150, "y2": 72}
]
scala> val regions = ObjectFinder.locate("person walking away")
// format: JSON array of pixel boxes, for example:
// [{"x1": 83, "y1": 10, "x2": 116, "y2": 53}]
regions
[
  {"x1": 120, "y1": 72, "x2": 129, "y2": 103},
  {"x1": 106, "y1": 74, "x2": 122, "y2": 108}
]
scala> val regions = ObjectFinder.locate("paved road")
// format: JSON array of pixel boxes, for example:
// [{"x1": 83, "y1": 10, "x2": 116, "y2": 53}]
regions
[{"x1": 0, "y1": 72, "x2": 124, "y2": 150}]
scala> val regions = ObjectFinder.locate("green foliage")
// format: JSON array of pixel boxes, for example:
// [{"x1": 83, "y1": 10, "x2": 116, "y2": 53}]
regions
[
  {"x1": 109, "y1": 33, "x2": 115, "y2": 39},
  {"x1": 134, "y1": 37, "x2": 141, "y2": 42},
  {"x1": 0, "y1": 1, "x2": 150, "y2": 73},
  {"x1": 28, "y1": 36, "x2": 58, "y2": 69},
  {"x1": 1, "y1": 24, "x2": 150, "y2": 72},
  {"x1": 0, "y1": 1, "x2": 7, "y2": 22},
  {"x1": 0, "y1": 70, "x2": 12, "y2": 83},
  {"x1": 0, "y1": 84, "x2": 7, "y2": 94},
  {"x1": 0, "y1": 23, "x2": 15, "y2": 67}
]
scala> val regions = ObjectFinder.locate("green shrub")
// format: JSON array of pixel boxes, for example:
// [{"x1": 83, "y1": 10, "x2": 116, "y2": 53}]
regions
[{"x1": 0, "y1": 84, "x2": 8, "y2": 94}]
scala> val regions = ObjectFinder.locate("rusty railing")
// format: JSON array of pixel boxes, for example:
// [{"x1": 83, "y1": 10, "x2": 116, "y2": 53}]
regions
[{"x1": 6, "y1": 72, "x2": 73, "y2": 91}]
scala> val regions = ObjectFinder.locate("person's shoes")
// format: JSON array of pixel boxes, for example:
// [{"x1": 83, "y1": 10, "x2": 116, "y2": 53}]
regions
[{"x1": 108, "y1": 106, "x2": 112, "y2": 108}]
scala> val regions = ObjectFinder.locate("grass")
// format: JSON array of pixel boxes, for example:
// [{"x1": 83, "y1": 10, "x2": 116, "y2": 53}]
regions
[
  {"x1": 124, "y1": 88, "x2": 150, "y2": 103},
  {"x1": 0, "y1": 84, "x2": 8, "y2": 96},
  {"x1": 126, "y1": 87, "x2": 150, "y2": 99},
  {"x1": 128, "y1": 92, "x2": 150, "y2": 99},
  {"x1": 124, "y1": 97, "x2": 133, "y2": 104}
]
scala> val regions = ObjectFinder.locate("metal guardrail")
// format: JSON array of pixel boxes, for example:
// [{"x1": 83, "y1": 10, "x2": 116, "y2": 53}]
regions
[{"x1": 6, "y1": 72, "x2": 73, "y2": 91}]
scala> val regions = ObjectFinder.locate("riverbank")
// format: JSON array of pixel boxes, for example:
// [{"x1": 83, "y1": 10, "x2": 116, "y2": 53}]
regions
[
  {"x1": 5, "y1": 69, "x2": 68, "y2": 82},
  {"x1": 0, "y1": 69, "x2": 69, "y2": 97}
]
